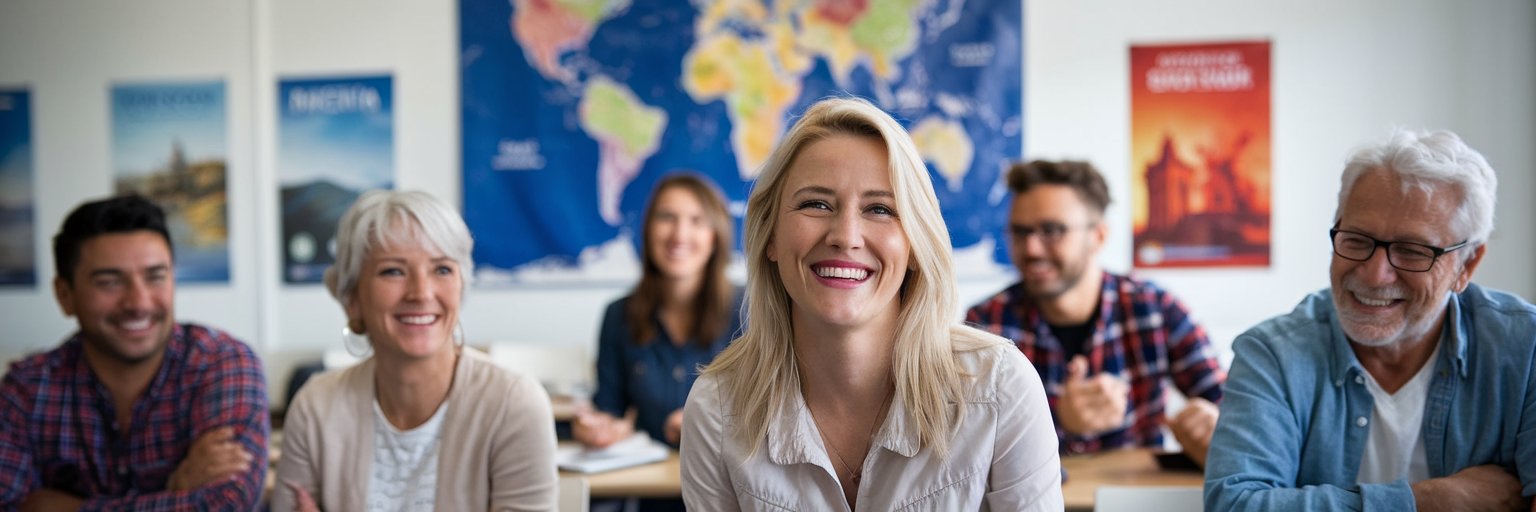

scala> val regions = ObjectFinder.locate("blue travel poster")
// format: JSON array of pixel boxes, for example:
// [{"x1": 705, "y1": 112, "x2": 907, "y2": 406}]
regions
[
  {"x1": 277, "y1": 75, "x2": 394, "y2": 284},
  {"x1": 112, "y1": 81, "x2": 230, "y2": 283},
  {"x1": 460, "y1": 0, "x2": 1023, "y2": 284},
  {"x1": 0, "y1": 89, "x2": 35, "y2": 286}
]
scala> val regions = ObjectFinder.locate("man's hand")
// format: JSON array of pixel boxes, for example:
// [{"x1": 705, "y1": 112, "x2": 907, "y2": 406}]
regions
[
  {"x1": 572, "y1": 409, "x2": 635, "y2": 449},
  {"x1": 168, "y1": 427, "x2": 253, "y2": 491},
  {"x1": 19, "y1": 488, "x2": 84, "y2": 512},
  {"x1": 1166, "y1": 397, "x2": 1219, "y2": 467},
  {"x1": 1058, "y1": 355, "x2": 1131, "y2": 436},
  {"x1": 664, "y1": 408, "x2": 684, "y2": 445},
  {"x1": 1411, "y1": 464, "x2": 1527, "y2": 512}
]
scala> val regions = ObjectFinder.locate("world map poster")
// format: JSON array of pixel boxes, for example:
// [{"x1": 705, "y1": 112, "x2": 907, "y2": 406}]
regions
[
  {"x1": 461, "y1": 0, "x2": 1022, "y2": 284},
  {"x1": 1130, "y1": 40, "x2": 1271, "y2": 268}
]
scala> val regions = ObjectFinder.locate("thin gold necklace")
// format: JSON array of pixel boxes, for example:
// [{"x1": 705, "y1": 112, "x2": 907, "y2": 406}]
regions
[{"x1": 809, "y1": 388, "x2": 894, "y2": 486}]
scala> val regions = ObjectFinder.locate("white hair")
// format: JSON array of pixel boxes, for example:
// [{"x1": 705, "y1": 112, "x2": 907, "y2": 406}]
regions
[
  {"x1": 324, "y1": 190, "x2": 475, "y2": 308},
  {"x1": 1337, "y1": 129, "x2": 1497, "y2": 245}
]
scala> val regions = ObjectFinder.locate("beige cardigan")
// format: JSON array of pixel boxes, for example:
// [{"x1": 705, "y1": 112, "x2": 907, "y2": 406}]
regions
[{"x1": 272, "y1": 348, "x2": 558, "y2": 511}]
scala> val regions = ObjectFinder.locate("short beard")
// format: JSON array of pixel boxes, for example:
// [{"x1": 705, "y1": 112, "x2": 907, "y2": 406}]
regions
[
  {"x1": 83, "y1": 330, "x2": 168, "y2": 366},
  {"x1": 1021, "y1": 260, "x2": 1088, "y2": 300},
  {"x1": 1332, "y1": 283, "x2": 1440, "y2": 348}
]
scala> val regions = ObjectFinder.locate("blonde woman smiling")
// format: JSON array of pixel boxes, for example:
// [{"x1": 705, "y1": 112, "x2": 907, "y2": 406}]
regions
[{"x1": 680, "y1": 98, "x2": 1062, "y2": 511}]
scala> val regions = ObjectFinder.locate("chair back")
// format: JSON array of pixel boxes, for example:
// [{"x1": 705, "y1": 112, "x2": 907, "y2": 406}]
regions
[
  {"x1": 487, "y1": 343, "x2": 593, "y2": 396},
  {"x1": 1094, "y1": 486, "x2": 1202, "y2": 512},
  {"x1": 557, "y1": 475, "x2": 589, "y2": 512}
]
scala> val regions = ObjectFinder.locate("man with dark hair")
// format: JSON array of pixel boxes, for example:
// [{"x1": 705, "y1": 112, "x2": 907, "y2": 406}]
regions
[
  {"x1": 0, "y1": 195, "x2": 268, "y2": 510},
  {"x1": 966, "y1": 160, "x2": 1225, "y2": 465}
]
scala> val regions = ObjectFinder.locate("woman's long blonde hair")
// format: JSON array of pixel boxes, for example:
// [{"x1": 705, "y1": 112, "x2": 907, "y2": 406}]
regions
[{"x1": 701, "y1": 97, "x2": 1002, "y2": 458}]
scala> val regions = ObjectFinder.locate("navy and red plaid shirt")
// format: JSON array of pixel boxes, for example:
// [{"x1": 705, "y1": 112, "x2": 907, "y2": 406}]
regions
[
  {"x1": 0, "y1": 323, "x2": 268, "y2": 510},
  {"x1": 966, "y1": 271, "x2": 1225, "y2": 455}
]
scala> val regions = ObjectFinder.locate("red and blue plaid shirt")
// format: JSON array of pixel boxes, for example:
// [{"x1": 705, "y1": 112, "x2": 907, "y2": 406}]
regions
[
  {"x1": 966, "y1": 271, "x2": 1225, "y2": 455},
  {"x1": 0, "y1": 323, "x2": 268, "y2": 510}
]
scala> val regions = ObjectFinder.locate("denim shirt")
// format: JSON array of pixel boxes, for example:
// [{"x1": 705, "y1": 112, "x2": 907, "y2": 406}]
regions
[
  {"x1": 592, "y1": 288, "x2": 744, "y2": 448},
  {"x1": 1205, "y1": 283, "x2": 1536, "y2": 511}
]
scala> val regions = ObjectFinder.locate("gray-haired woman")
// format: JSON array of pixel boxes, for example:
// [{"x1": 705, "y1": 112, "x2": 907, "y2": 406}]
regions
[{"x1": 274, "y1": 190, "x2": 557, "y2": 511}]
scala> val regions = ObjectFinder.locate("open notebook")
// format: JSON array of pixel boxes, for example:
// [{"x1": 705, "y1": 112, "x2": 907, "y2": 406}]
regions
[{"x1": 557, "y1": 433, "x2": 671, "y2": 473}]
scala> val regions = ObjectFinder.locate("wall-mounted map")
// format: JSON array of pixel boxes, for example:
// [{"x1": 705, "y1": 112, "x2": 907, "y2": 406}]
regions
[{"x1": 462, "y1": 0, "x2": 1022, "y2": 284}]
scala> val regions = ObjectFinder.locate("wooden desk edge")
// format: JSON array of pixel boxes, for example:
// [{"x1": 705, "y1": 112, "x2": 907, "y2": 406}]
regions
[
  {"x1": 1059, "y1": 448, "x2": 1204, "y2": 510},
  {"x1": 558, "y1": 451, "x2": 682, "y2": 498}
]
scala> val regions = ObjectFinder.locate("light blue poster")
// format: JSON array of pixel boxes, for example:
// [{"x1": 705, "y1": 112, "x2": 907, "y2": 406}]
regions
[
  {"x1": 0, "y1": 88, "x2": 34, "y2": 286},
  {"x1": 277, "y1": 75, "x2": 393, "y2": 284},
  {"x1": 461, "y1": 0, "x2": 1023, "y2": 284},
  {"x1": 112, "y1": 81, "x2": 230, "y2": 283}
]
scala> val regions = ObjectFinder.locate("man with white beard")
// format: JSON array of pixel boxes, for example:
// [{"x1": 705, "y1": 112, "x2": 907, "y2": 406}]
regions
[{"x1": 1205, "y1": 130, "x2": 1535, "y2": 511}]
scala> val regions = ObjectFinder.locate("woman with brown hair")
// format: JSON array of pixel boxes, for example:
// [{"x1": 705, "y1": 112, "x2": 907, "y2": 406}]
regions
[{"x1": 573, "y1": 172, "x2": 744, "y2": 451}]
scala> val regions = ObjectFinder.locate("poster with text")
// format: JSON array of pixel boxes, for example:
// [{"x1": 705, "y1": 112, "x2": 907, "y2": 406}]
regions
[
  {"x1": 1131, "y1": 40, "x2": 1271, "y2": 268},
  {"x1": 461, "y1": 0, "x2": 1023, "y2": 285},
  {"x1": 112, "y1": 81, "x2": 230, "y2": 283},
  {"x1": 277, "y1": 75, "x2": 394, "y2": 284},
  {"x1": 0, "y1": 89, "x2": 35, "y2": 286}
]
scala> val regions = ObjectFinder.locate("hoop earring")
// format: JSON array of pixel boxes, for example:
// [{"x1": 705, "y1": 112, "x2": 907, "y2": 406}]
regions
[{"x1": 342, "y1": 323, "x2": 373, "y2": 358}]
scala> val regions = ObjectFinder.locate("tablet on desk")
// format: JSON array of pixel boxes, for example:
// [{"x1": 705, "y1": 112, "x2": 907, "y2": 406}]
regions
[
  {"x1": 1152, "y1": 451, "x2": 1201, "y2": 472},
  {"x1": 557, "y1": 434, "x2": 670, "y2": 473}
]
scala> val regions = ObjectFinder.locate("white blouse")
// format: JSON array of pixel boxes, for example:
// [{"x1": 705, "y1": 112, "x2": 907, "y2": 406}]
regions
[
  {"x1": 681, "y1": 343, "x2": 1063, "y2": 511},
  {"x1": 367, "y1": 399, "x2": 449, "y2": 512}
]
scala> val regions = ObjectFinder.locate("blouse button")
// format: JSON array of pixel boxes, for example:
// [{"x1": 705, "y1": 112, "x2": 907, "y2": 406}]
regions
[
  {"x1": 633, "y1": 362, "x2": 646, "y2": 376},
  {"x1": 1356, "y1": 416, "x2": 1368, "y2": 427},
  {"x1": 673, "y1": 366, "x2": 686, "y2": 382},
  {"x1": 1354, "y1": 375, "x2": 1365, "y2": 385}
]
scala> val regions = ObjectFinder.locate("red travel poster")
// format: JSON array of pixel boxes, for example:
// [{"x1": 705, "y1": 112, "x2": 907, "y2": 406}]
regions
[{"x1": 1130, "y1": 40, "x2": 1271, "y2": 268}]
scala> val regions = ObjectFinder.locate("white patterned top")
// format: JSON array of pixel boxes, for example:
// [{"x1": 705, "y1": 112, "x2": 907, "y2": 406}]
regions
[{"x1": 366, "y1": 399, "x2": 449, "y2": 511}]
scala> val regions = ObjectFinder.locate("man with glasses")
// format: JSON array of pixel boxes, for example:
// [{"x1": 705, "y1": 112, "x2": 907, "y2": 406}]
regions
[
  {"x1": 1205, "y1": 131, "x2": 1535, "y2": 510},
  {"x1": 966, "y1": 160, "x2": 1225, "y2": 465}
]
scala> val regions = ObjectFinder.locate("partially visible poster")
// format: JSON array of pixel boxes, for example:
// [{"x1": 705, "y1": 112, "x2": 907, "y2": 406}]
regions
[
  {"x1": 112, "y1": 81, "x2": 230, "y2": 282},
  {"x1": 1131, "y1": 41, "x2": 1271, "y2": 268},
  {"x1": 0, "y1": 88, "x2": 35, "y2": 286},
  {"x1": 277, "y1": 75, "x2": 393, "y2": 284}
]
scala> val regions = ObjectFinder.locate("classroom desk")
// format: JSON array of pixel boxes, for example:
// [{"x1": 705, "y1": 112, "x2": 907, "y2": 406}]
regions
[
  {"x1": 273, "y1": 432, "x2": 1198, "y2": 506},
  {"x1": 559, "y1": 451, "x2": 682, "y2": 498},
  {"x1": 559, "y1": 447, "x2": 1202, "y2": 505},
  {"x1": 1060, "y1": 448, "x2": 1204, "y2": 511}
]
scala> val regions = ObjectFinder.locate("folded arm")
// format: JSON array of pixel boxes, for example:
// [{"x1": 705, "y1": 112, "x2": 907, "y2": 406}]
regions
[
  {"x1": 1204, "y1": 335, "x2": 1413, "y2": 510},
  {"x1": 83, "y1": 342, "x2": 270, "y2": 511}
]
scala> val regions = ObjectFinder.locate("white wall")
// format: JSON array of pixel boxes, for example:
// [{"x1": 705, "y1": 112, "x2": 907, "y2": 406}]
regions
[
  {"x1": 0, "y1": 1, "x2": 263, "y2": 365},
  {"x1": 1, "y1": 0, "x2": 1531, "y2": 406}
]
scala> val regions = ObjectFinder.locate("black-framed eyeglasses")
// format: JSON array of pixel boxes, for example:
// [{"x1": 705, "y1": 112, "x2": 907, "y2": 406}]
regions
[
  {"x1": 1328, "y1": 227, "x2": 1468, "y2": 272},
  {"x1": 1008, "y1": 222, "x2": 1092, "y2": 245}
]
